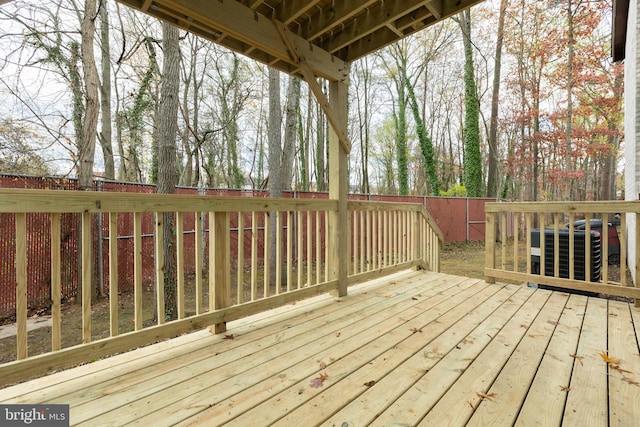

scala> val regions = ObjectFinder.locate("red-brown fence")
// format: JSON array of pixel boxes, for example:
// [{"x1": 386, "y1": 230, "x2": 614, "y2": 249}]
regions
[{"x1": 0, "y1": 174, "x2": 495, "y2": 319}]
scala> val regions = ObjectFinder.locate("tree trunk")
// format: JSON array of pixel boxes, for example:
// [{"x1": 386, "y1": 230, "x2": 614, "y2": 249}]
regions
[
  {"x1": 281, "y1": 76, "x2": 299, "y2": 190},
  {"x1": 267, "y1": 67, "x2": 282, "y2": 284},
  {"x1": 98, "y1": 2, "x2": 114, "y2": 179},
  {"x1": 458, "y1": 9, "x2": 483, "y2": 197},
  {"x1": 156, "y1": 22, "x2": 180, "y2": 320},
  {"x1": 78, "y1": 0, "x2": 99, "y2": 191},
  {"x1": 487, "y1": 0, "x2": 508, "y2": 198},
  {"x1": 565, "y1": 0, "x2": 574, "y2": 199}
]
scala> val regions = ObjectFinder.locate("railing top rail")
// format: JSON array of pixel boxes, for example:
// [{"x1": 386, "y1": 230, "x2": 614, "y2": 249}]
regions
[
  {"x1": 486, "y1": 200, "x2": 640, "y2": 214},
  {"x1": 0, "y1": 188, "x2": 338, "y2": 214}
]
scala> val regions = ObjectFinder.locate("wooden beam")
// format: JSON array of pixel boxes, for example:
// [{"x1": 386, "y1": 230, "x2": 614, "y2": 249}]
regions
[
  {"x1": 319, "y1": 0, "x2": 427, "y2": 55},
  {"x1": 274, "y1": 20, "x2": 351, "y2": 153},
  {"x1": 298, "y1": 0, "x2": 379, "y2": 41},
  {"x1": 119, "y1": 0, "x2": 348, "y2": 82},
  {"x1": 274, "y1": 0, "x2": 323, "y2": 25}
]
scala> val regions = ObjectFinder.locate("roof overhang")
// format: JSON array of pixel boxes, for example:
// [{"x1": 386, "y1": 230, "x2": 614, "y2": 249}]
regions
[
  {"x1": 116, "y1": 0, "x2": 485, "y2": 81},
  {"x1": 613, "y1": 0, "x2": 629, "y2": 62}
]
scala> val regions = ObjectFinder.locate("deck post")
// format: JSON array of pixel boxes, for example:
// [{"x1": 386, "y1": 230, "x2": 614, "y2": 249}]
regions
[
  {"x1": 210, "y1": 211, "x2": 231, "y2": 333},
  {"x1": 485, "y1": 211, "x2": 496, "y2": 284},
  {"x1": 328, "y1": 77, "x2": 349, "y2": 297}
]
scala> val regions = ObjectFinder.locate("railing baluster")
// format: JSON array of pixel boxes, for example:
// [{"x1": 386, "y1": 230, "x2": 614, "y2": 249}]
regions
[
  {"x1": 585, "y1": 214, "x2": 592, "y2": 282},
  {"x1": 287, "y1": 210, "x2": 293, "y2": 292},
  {"x1": 155, "y1": 212, "x2": 165, "y2": 325},
  {"x1": 134, "y1": 212, "x2": 142, "y2": 330},
  {"x1": 315, "y1": 210, "x2": 320, "y2": 285},
  {"x1": 82, "y1": 211, "x2": 92, "y2": 343},
  {"x1": 264, "y1": 212, "x2": 270, "y2": 296},
  {"x1": 620, "y1": 214, "x2": 627, "y2": 287},
  {"x1": 485, "y1": 210, "x2": 496, "y2": 284},
  {"x1": 501, "y1": 212, "x2": 507, "y2": 271},
  {"x1": 176, "y1": 212, "x2": 184, "y2": 320},
  {"x1": 195, "y1": 212, "x2": 203, "y2": 314},
  {"x1": 108, "y1": 212, "x2": 119, "y2": 335},
  {"x1": 276, "y1": 211, "x2": 282, "y2": 294},
  {"x1": 306, "y1": 210, "x2": 312, "y2": 287},
  {"x1": 553, "y1": 213, "x2": 560, "y2": 279},
  {"x1": 512, "y1": 213, "x2": 519, "y2": 273},
  {"x1": 16, "y1": 212, "x2": 27, "y2": 359},
  {"x1": 251, "y1": 211, "x2": 258, "y2": 300},
  {"x1": 568, "y1": 213, "x2": 575, "y2": 280},
  {"x1": 51, "y1": 213, "x2": 62, "y2": 350},
  {"x1": 297, "y1": 211, "x2": 302, "y2": 289},
  {"x1": 602, "y1": 215, "x2": 609, "y2": 284},
  {"x1": 237, "y1": 212, "x2": 244, "y2": 304}
]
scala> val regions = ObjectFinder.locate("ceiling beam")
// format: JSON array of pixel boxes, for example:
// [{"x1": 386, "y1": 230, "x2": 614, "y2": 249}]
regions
[
  {"x1": 319, "y1": 0, "x2": 427, "y2": 57},
  {"x1": 299, "y1": 0, "x2": 379, "y2": 42},
  {"x1": 275, "y1": 0, "x2": 323, "y2": 25},
  {"x1": 117, "y1": 0, "x2": 349, "y2": 82}
]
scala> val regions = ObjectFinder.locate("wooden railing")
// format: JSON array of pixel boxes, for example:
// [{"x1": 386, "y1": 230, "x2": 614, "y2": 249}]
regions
[
  {"x1": 0, "y1": 188, "x2": 442, "y2": 386},
  {"x1": 485, "y1": 201, "x2": 640, "y2": 301}
]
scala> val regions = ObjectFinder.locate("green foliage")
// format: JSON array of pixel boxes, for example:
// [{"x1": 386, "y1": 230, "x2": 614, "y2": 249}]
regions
[
  {"x1": 460, "y1": 11, "x2": 483, "y2": 198},
  {"x1": 404, "y1": 73, "x2": 440, "y2": 196},
  {"x1": 393, "y1": 84, "x2": 409, "y2": 196},
  {"x1": 440, "y1": 183, "x2": 467, "y2": 197}
]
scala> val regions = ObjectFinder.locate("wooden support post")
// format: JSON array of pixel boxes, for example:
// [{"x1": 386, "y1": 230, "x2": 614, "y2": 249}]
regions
[
  {"x1": 485, "y1": 211, "x2": 496, "y2": 284},
  {"x1": 134, "y1": 212, "x2": 143, "y2": 330},
  {"x1": 210, "y1": 211, "x2": 230, "y2": 333},
  {"x1": 328, "y1": 78, "x2": 349, "y2": 297}
]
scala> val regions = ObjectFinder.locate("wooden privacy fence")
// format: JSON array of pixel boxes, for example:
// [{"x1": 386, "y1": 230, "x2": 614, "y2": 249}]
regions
[
  {"x1": 0, "y1": 188, "x2": 442, "y2": 386},
  {"x1": 485, "y1": 201, "x2": 640, "y2": 301}
]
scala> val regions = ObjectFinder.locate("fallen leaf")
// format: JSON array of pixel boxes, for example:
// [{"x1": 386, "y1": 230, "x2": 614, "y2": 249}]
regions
[
  {"x1": 223, "y1": 334, "x2": 234, "y2": 340},
  {"x1": 467, "y1": 400, "x2": 475, "y2": 409},
  {"x1": 410, "y1": 327, "x2": 423, "y2": 334},
  {"x1": 335, "y1": 332, "x2": 341, "y2": 337},
  {"x1": 476, "y1": 391, "x2": 497, "y2": 402},
  {"x1": 570, "y1": 353, "x2": 584, "y2": 366},
  {"x1": 363, "y1": 381, "x2": 376, "y2": 387},
  {"x1": 622, "y1": 376, "x2": 640, "y2": 387},
  {"x1": 319, "y1": 362, "x2": 327, "y2": 369},
  {"x1": 412, "y1": 297, "x2": 418, "y2": 300},
  {"x1": 560, "y1": 385, "x2": 571, "y2": 392},
  {"x1": 547, "y1": 320, "x2": 558, "y2": 326},
  {"x1": 611, "y1": 365, "x2": 632, "y2": 374},
  {"x1": 600, "y1": 351, "x2": 620, "y2": 365},
  {"x1": 310, "y1": 372, "x2": 328, "y2": 388}
]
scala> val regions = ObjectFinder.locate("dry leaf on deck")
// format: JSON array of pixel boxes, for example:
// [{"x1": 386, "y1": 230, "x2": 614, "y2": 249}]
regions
[
  {"x1": 476, "y1": 391, "x2": 497, "y2": 402},
  {"x1": 310, "y1": 372, "x2": 329, "y2": 388},
  {"x1": 363, "y1": 381, "x2": 376, "y2": 387},
  {"x1": 410, "y1": 327, "x2": 423, "y2": 334},
  {"x1": 560, "y1": 385, "x2": 571, "y2": 392},
  {"x1": 319, "y1": 362, "x2": 327, "y2": 369},
  {"x1": 570, "y1": 353, "x2": 584, "y2": 366},
  {"x1": 600, "y1": 351, "x2": 620, "y2": 365},
  {"x1": 223, "y1": 334, "x2": 234, "y2": 340},
  {"x1": 622, "y1": 376, "x2": 640, "y2": 387}
]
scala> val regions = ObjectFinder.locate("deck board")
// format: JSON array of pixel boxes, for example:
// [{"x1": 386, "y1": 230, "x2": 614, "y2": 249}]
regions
[{"x1": 1, "y1": 270, "x2": 639, "y2": 427}]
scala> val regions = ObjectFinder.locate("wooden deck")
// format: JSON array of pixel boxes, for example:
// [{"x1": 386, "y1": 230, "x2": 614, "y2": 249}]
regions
[{"x1": 1, "y1": 269, "x2": 639, "y2": 426}]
